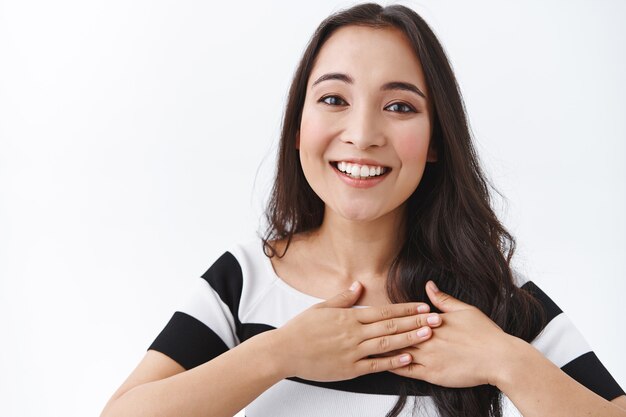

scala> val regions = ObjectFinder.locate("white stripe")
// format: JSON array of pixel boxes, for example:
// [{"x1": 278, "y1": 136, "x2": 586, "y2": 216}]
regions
[
  {"x1": 246, "y1": 379, "x2": 437, "y2": 417},
  {"x1": 531, "y1": 313, "x2": 592, "y2": 368},
  {"x1": 178, "y1": 277, "x2": 240, "y2": 348},
  {"x1": 230, "y1": 240, "x2": 294, "y2": 324}
]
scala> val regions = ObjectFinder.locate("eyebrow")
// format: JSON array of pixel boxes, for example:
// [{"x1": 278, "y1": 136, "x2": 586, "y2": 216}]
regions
[{"x1": 311, "y1": 72, "x2": 427, "y2": 99}]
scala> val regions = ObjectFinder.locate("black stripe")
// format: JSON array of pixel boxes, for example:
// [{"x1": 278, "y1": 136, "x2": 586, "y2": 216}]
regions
[
  {"x1": 521, "y1": 280, "x2": 562, "y2": 324},
  {"x1": 561, "y1": 351, "x2": 625, "y2": 401},
  {"x1": 240, "y1": 322, "x2": 275, "y2": 343},
  {"x1": 201, "y1": 252, "x2": 244, "y2": 340},
  {"x1": 289, "y1": 372, "x2": 431, "y2": 396},
  {"x1": 148, "y1": 311, "x2": 229, "y2": 370}
]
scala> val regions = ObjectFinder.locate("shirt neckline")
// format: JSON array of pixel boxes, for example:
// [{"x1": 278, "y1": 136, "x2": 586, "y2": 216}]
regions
[
  {"x1": 254, "y1": 238, "x2": 370, "y2": 308},
  {"x1": 256, "y1": 239, "x2": 327, "y2": 303}
]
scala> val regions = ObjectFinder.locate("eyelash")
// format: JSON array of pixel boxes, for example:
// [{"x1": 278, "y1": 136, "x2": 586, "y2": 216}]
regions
[{"x1": 318, "y1": 95, "x2": 417, "y2": 113}]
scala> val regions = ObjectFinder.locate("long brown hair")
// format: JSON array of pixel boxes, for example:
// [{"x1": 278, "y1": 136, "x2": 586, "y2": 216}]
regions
[{"x1": 263, "y1": 3, "x2": 544, "y2": 416}]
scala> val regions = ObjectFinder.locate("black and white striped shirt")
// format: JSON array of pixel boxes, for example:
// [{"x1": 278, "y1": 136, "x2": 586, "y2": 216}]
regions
[{"x1": 148, "y1": 239, "x2": 624, "y2": 416}]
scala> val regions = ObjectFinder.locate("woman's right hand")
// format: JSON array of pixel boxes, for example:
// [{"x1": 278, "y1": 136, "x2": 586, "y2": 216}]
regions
[{"x1": 271, "y1": 281, "x2": 441, "y2": 382}]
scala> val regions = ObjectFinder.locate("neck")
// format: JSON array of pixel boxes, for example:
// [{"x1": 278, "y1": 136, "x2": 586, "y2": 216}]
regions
[{"x1": 309, "y1": 205, "x2": 406, "y2": 283}]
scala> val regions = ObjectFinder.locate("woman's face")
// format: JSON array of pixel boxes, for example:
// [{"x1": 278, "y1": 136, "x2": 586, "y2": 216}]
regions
[{"x1": 299, "y1": 25, "x2": 436, "y2": 223}]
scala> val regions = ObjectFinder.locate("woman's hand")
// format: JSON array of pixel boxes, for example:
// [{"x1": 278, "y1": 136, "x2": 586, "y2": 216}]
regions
[
  {"x1": 271, "y1": 281, "x2": 442, "y2": 382},
  {"x1": 388, "y1": 281, "x2": 517, "y2": 388}
]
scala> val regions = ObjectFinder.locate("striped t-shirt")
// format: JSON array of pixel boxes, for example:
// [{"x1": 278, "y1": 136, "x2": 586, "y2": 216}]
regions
[{"x1": 148, "y1": 239, "x2": 624, "y2": 416}]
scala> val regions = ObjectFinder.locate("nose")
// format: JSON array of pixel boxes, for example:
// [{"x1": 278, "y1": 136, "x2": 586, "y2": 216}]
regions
[{"x1": 340, "y1": 104, "x2": 386, "y2": 149}]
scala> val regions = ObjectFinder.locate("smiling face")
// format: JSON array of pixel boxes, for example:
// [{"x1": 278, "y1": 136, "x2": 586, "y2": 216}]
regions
[{"x1": 298, "y1": 25, "x2": 436, "y2": 224}]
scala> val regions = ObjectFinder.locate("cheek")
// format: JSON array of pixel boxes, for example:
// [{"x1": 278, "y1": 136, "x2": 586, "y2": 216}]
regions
[
  {"x1": 395, "y1": 125, "x2": 432, "y2": 166},
  {"x1": 299, "y1": 108, "x2": 335, "y2": 157}
]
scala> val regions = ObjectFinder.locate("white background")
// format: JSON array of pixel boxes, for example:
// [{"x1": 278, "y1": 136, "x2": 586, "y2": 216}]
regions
[{"x1": 0, "y1": 1, "x2": 624, "y2": 416}]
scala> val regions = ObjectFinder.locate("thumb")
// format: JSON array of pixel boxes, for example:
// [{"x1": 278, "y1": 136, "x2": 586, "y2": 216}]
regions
[
  {"x1": 318, "y1": 281, "x2": 362, "y2": 308},
  {"x1": 426, "y1": 280, "x2": 469, "y2": 313}
]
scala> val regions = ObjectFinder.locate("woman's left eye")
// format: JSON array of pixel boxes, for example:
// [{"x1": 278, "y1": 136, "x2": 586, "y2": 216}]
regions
[{"x1": 385, "y1": 102, "x2": 416, "y2": 113}]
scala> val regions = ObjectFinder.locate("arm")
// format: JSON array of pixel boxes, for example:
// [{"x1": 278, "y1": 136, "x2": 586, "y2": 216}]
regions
[
  {"x1": 101, "y1": 282, "x2": 441, "y2": 417},
  {"x1": 496, "y1": 335, "x2": 626, "y2": 417},
  {"x1": 614, "y1": 396, "x2": 626, "y2": 410},
  {"x1": 101, "y1": 330, "x2": 284, "y2": 417},
  {"x1": 389, "y1": 281, "x2": 626, "y2": 417}
]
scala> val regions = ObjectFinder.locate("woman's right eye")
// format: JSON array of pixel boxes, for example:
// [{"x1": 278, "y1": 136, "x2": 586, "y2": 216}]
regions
[{"x1": 319, "y1": 95, "x2": 347, "y2": 106}]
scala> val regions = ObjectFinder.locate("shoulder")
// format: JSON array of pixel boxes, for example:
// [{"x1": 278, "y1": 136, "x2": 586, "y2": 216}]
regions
[
  {"x1": 201, "y1": 238, "x2": 273, "y2": 285},
  {"x1": 201, "y1": 238, "x2": 280, "y2": 319},
  {"x1": 512, "y1": 269, "x2": 562, "y2": 322}
]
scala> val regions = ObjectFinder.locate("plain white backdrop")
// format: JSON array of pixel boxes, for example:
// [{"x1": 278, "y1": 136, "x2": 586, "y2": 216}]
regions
[{"x1": 0, "y1": 1, "x2": 624, "y2": 416}]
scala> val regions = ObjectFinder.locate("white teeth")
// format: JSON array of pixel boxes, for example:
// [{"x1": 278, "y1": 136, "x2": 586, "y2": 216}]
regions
[{"x1": 334, "y1": 161, "x2": 387, "y2": 179}]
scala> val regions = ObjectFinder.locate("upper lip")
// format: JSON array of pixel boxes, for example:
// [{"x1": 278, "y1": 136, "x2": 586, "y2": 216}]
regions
[{"x1": 330, "y1": 158, "x2": 390, "y2": 168}]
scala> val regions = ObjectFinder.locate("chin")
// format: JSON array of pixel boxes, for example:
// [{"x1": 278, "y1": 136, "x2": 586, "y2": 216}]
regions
[{"x1": 335, "y1": 205, "x2": 384, "y2": 223}]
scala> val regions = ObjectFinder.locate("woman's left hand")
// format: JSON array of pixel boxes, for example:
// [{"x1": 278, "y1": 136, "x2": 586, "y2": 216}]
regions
[{"x1": 387, "y1": 280, "x2": 517, "y2": 388}]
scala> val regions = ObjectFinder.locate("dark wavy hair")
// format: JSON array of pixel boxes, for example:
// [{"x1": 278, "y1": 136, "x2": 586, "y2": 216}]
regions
[{"x1": 262, "y1": 3, "x2": 544, "y2": 417}]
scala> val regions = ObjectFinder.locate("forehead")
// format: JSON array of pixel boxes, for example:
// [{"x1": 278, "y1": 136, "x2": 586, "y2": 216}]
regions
[{"x1": 309, "y1": 25, "x2": 427, "y2": 90}]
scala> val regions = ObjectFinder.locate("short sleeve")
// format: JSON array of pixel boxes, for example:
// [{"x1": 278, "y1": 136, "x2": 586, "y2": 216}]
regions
[
  {"x1": 517, "y1": 273, "x2": 625, "y2": 401},
  {"x1": 148, "y1": 252, "x2": 243, "y2": 370}
]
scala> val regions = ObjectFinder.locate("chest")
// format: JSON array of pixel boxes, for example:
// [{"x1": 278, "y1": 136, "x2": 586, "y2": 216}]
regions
[{"x1": 270, "y1": 257, "x2": 391, "y2": 306}]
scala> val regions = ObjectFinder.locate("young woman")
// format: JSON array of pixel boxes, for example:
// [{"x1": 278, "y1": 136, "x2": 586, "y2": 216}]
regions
[{"x1": 100, "y1": 3, "x2": 625, "y2": 417}]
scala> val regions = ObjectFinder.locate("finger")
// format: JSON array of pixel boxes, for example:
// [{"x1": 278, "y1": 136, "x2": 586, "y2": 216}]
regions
[
  {"x1": 360, "y1": 313, "x2": 441, "y2": 340},
  {"x1": 355, "y1": 352, "x2": 415, "y2": 375},
  {"x1": 355, "y1": 302, "x2": 430, "y2": 324},
  {"x1": 387, "y1": 362, "x2": 426, "y2": 379},
  {"x1": 358, "y1": 326, "x2": 433, "y2": 357},
  {"x1": 317, "y1": 281, "x2": 362, "y2": 308},
  {"x1": 368, "y1": 345, "x2": 419, "y2": 360},
  {"x1": 426, "y1": 280, "x2": 469, "y2": 313}
]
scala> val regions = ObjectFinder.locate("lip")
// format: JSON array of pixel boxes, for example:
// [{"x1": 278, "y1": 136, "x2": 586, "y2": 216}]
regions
[
  {"x1": 330, "y1": 157, "x2": 390, "y2": 168},
  {"x1": 330, "y1": 161, "x2": 390, "y2": 189}
]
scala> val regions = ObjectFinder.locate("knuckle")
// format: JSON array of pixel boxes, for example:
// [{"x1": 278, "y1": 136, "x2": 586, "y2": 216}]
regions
[
  {"x1": 369, "y1": 360, "x2": 379, "y2": 372},
  {"x1": 438, "y1": 294, "x2": 451, "y2": 304},
  {"x1": 379, "y1": 306, "x2": 392, "y2": 319},
  {"x1": 406, "y1": 330, "x2": 416, "y2": 343},
  {"x1": 378, "y1": 336, "x2": 390, "y2": 352},
  {"x1": 337, "y1": 310, "x2": 352, "y2": 325},
  {"x1": 385, "y1": 319, "x2": 397, "y2": 333}
]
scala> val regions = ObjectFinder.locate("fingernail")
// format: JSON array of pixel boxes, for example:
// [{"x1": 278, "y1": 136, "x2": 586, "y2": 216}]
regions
[
  {"x1": 417, "y1": 327, "x2": 429, "y2": 337},
  {"x1": 427, "y1": 314, "x2": 440, "y2": 325},
  {"x1": 399, "y1": 354, "x2": 412, "y2": 364},
  {"x1": 417, "y1": 304, "x2": 429, "y2": 313},
  {"x1": 429, "y1": 281, "x2": 439, "y2": 293},
  {"x1": 349, "y1": 281, "x2": 360, "y2": 292}
]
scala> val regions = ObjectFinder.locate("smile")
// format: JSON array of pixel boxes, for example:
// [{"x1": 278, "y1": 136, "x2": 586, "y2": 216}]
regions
[{"x1": 330, "y1": 161, "x2": 391, "y2": 179}]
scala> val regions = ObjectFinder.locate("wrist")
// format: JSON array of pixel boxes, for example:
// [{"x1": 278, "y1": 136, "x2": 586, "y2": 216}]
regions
[
  {"x1": 249, "y1": 329, "x2": 291, "y2": 381},
  {"x1": 491, "y1": 334, "x2": 543, "y2": 392}
]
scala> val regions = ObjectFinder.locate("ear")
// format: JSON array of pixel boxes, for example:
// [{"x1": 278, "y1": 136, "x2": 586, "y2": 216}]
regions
[
  {"x1": 426, "y1": 142, "x2": 438, "y2": 162},
  {"x1": 295, "y1": 131, "x2": 300, "y2": 150}
]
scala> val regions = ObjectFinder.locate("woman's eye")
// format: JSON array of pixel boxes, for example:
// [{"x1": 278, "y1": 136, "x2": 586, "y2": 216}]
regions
[
  {"x1": 319, "y1": 95, "x2": 347, "y2": 106},
  {"x1": 385, "y1": 102, "x2": 416, "y2": 113}
]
